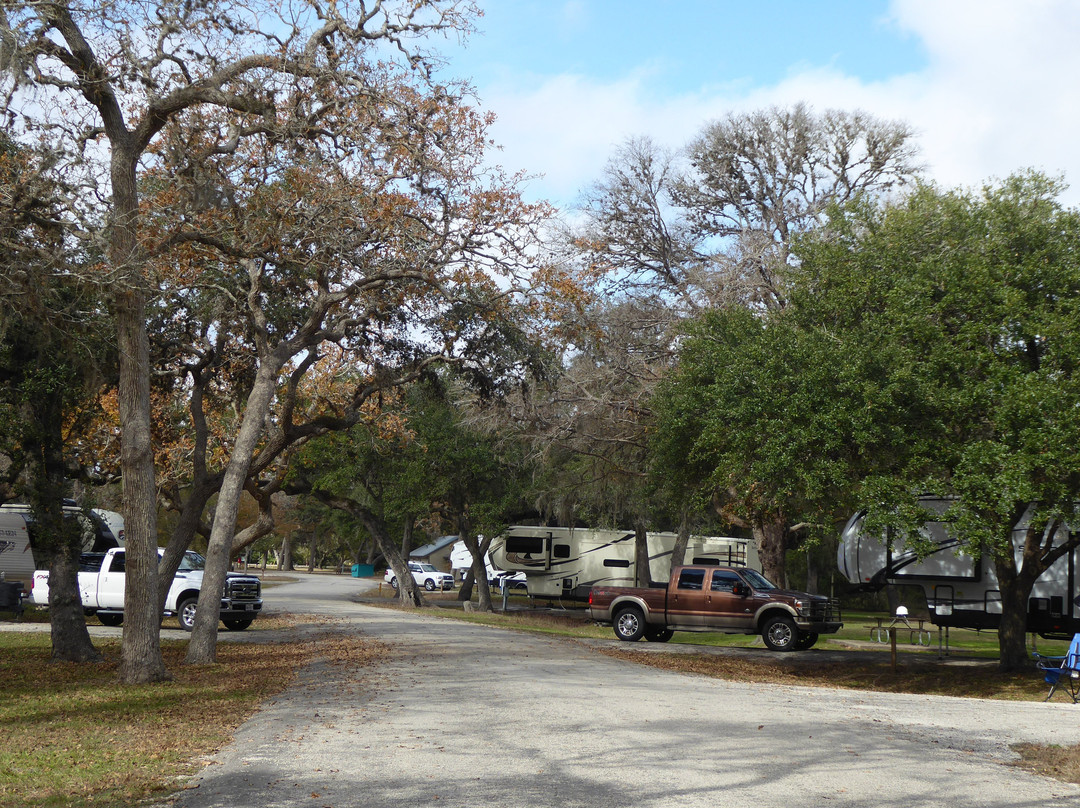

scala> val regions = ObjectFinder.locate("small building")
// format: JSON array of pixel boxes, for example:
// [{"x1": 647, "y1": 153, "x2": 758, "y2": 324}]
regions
[{"x1": 409, "y1": 535, "x2": 459, "y2": 572}]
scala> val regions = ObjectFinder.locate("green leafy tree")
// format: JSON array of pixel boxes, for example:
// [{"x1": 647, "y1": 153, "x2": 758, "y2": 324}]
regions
[
  {"x1": 404, "y1": 379, "x2": 530, "y2": 611},
  {"x1": 553, "y1": 106, "x2": 920, "y2": 574},
  {"x1": 0, "y1": 135, "x2": 114, "y2": 662},
  {"x1": 795, "y1": 173, "x2": 1080, "y2": 670},
  {"x1": 650, "y1": 306, "x2": 893, "y2": 585}
]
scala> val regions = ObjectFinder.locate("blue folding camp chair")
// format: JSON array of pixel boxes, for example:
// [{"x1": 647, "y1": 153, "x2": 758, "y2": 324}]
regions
[{"x1": 1035, "y1": 633, "x2": 1080, "y2": 703}]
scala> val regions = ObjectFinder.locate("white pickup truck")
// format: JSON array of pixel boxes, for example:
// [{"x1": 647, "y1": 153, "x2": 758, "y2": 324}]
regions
[{"x1": 31, "y1": 548, "x2": 263, "y2": 631}]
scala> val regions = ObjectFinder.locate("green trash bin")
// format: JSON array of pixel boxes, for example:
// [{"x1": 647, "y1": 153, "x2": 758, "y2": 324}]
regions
[{"x1": 351, "y1": 564, "x2": 360, "y2": 577}]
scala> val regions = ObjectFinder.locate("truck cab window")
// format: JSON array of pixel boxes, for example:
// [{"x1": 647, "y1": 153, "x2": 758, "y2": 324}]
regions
[
  {"x1": 677, "y1": 569, "x2": 705, "y2": 591},
  {"x1": 710, "y1": 571, "x2": 741, "y2": 592}
]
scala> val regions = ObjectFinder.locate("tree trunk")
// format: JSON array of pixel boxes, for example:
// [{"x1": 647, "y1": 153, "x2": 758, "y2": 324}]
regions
[
  {"x1": 993, "y1": 545, "x2": 1045, "y2": 672},
  {"x1": 279, "y1": 536, "x2": 293, "y2": 571},
  {"x1": 23, "y1": 393, "x2": 101, "y2": 663},
  {"x1": 110, "y1": 148, "x2": 168, "y2": 683},
  {"x1": 185, "y1": 363, "x2": 281, "y2": 665},
  {"x1": 46, "y1": 545, "x2": 102, "y2": 662},
  {"x1": 157, "y1": 480, "x2": 215, "y2": 616},
  {"x1": 633, "y1": 519, "x2": 650, "y2": 586},
  {"x1": 458, "y1": 517, "x2": 492, "y2": 612},
  {"x1": 458, "y1": 567, "x2": 475, "y2": 602},
  {"x1": 670, "y1": 511, "x2": 691, "y2": 569},
  {"x1": 805, "y1": 548, "x2": 819, "y2": 594},
  {"x1": 996, "y1": 576, "x2": 1032, "y2": 672},
  {"x1": 753, "y1": 515, "x2": 789, "y2": 587},
  {"x1": 401, "y1": 518, "x2": 414, "y2": 560}
]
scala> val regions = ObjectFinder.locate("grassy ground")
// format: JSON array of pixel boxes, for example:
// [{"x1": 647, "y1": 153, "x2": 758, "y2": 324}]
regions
[
  {"x1": 0, "y1": 615, "x2": 385, "y2": 808},
  {"x1": 2, "y1": 600, "x2": 1079, "y2": 807}
]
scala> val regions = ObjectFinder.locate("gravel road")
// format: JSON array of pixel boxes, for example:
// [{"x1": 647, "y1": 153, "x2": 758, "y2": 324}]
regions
[{"x1": 143, "y1": 573, "x2": 1080, "y2": 808}]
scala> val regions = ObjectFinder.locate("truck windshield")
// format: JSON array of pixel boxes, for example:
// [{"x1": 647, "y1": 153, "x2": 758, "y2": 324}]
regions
[
  {"x1": 741, "y1": 569, "x2": 778, "y2": 591},
  {"x1": 178, "y1": 552, "x2": 206, "y2": 572}
]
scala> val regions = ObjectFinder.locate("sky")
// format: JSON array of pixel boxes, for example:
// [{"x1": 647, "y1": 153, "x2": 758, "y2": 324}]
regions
[{"x1": 432, "y1": 0, "x2": 1080, "y2": 210}]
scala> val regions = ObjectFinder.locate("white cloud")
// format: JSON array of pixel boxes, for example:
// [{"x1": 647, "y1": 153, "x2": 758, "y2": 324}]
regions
[
  {"x1": 478, "y1": 0, "x2": 1080, "y2": 208},
  {"x1": 884, "y1": 0, "x2": 1080, "y2": 195},
  {"x1": 557, "y1": 1, "x2": 589, "y2": 37}
]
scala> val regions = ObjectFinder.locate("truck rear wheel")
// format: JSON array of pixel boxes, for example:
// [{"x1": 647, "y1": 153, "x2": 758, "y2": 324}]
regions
[
  {"x1": 644, "y1": 627, "x2": 674, "y2": 643},
  {"x1": 762, "y1": 614, "x2": 798, "y2": 651},
  {"x1": 613, "y1": 606, "x2": 646, "y2": 642}
]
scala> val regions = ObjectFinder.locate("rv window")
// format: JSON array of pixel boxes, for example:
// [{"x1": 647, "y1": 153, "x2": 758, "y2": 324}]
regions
[
  {"x1": 603, "y1": 559, "x2": 631, "y2": 568},
  {"x1": 505, "y1": 536, "x2": 545, "y2": 555},
  {"x1": 677, "y1": 569, "x2": 705, "y2": 591},
  {"x1": 553, "y1": 544, "x2": 571, "y2": 559}
]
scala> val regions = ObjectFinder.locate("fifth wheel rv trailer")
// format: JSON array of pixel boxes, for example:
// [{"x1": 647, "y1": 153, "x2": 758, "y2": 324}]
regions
[
  {"x1": 838, "y1": 498, "x2": 1080, "y2": 639},
  {"x1": 487, "y1": 526, "x2": 759, "y2": 600},
  {"x1": 0, "y1": 503, "x2": 125, "y2": 556},
  {"x1": 449, "y1": 540, "x2": 527, "y2": 590},
  {"x1": 0, "y1": 513, "x2": 34, "y2": 586}
]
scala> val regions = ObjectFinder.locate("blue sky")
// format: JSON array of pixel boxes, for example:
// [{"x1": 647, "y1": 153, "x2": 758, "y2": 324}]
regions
[
  {"x1": 433, "y1": 0, "x2": 1080, "y2": 210},
  {"x1": 450, "y1": 1, "x2": 925, "y2": 89}
]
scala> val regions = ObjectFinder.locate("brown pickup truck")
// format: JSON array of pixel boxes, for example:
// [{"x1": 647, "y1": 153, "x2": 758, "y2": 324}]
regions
[{"x1": 588, "y1": 565, "x2": 842, "y2": 651}]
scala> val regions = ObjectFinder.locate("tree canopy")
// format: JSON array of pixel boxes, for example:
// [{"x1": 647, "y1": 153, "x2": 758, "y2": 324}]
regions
[{"x1": 789, "y1": 172, "x2": 1080, "y2": 669}]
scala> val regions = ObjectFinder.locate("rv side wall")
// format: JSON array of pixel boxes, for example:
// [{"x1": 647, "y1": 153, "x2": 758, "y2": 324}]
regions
[{"x1": 0, "y1": 514, "x2": 34, "y2": 585}]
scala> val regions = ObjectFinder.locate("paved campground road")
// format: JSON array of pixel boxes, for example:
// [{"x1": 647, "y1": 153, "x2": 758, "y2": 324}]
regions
[{"x1": 150, "y1": 574, "x2": 1080, "y2": 808}]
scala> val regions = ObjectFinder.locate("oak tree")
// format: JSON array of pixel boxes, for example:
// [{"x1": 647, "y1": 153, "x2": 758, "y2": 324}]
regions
[
  {"x1": 0, "y1": 0, "x2": 495, "y2": 679},
  {"x1": 795, "y1": 174, "x2": 1080, "y2": 670}
]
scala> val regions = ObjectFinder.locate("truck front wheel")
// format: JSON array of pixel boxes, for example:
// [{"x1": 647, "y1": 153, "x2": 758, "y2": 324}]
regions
[
  {"x1": 178, "y1": 597, "x2": 198, "y2": 631},
  {"x1": 762, "y1": 615, "x2": 798, "y2": 651},
  {"x1": 613, "y1": 607, "x2": 646, "y2": 642}
]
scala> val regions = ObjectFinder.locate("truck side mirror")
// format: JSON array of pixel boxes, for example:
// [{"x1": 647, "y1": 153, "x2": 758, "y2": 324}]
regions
[{"x1": 732, "y1": 581, "x2": 748, "y2": 596}]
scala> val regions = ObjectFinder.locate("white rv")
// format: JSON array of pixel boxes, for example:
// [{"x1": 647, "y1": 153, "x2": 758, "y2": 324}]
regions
[
  {"x1": 837, "y1": 498, "x2": 1080, "y2": 639},
  {"x1": 0, "y1": 503, "x2": 125, "y2": 558},
  {"x1": 0, "y1": 512, "x2": 34, "y2": 586},
  {"x1": 487, "y1": 526, "x2": 758, "y2": 600},
  {"x1": 449, "y1": 540, "x2": 527, "y2": 590}
]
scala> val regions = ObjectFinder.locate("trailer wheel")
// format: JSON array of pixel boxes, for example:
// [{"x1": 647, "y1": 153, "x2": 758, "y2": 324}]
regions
[
  {"x1": 794, "y1": 631, "x2": 819, "y2": 650},
  {"x1": 762, "y1": 615, "x2": 798, "y2": 651},
  {"x1": 644, "y1": 627, "x2": 674, "y2": 643},
  {"x1": 178, "y1": 597, "x2": 198, "y2": 631},
  {"x1": 97, "y1": 613, "x2": 123, "y2": 627},
  {"x1": 613, "y1": 606, "x2": 646, "y2": 642}
]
